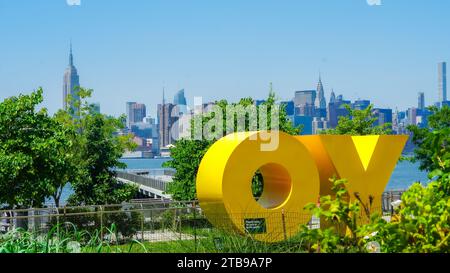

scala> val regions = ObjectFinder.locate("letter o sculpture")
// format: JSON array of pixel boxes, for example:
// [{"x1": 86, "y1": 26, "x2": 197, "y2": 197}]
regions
[{"x1": 196, "y1": 131, "x2": 320, "y2": 242}]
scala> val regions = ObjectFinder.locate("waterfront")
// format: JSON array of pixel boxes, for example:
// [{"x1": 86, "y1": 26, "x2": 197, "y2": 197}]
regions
[
  {"x1": 120, "y1": 158, "x2": 429, "y2": 190},
  {"x1": 52, "y1": 158, "x2": 429, "y2": 205}
]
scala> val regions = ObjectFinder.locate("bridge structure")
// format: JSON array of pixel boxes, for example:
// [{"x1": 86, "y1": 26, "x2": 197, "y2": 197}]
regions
[
  {"x1": 116, "y1": 168, "x2": 408, "y2": 212},
  {"x1": 116, "y1": 169, "x2": 174, "y2": 200}
]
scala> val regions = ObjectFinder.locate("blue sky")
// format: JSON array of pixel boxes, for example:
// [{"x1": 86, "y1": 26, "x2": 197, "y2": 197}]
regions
[{"x1": 0, "y1": 0, "x2": 449, "y2": 117}]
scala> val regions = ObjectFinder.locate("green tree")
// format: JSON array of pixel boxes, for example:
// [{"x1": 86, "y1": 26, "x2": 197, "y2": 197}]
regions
[
  {"x1": 299, "y1": 178, "x2": 382, "y2": 253},
  {"x1": 323, "y1": 104, "x2": 392, "y2": 135},
  {"x1": 164, "y1": 84, "x2": 300, "y2": 201},
  {"x1": 0, "y1": 88, "x2": 76, "y2": 208},
  {"x1": 408, "y1": 105, "x2": 450, "y2": 174},
  {"x1": 62, "y1": 87, "x2": 138, "y2": 205}
]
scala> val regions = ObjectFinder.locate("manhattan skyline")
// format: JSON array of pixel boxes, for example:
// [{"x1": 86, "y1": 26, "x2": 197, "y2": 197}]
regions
[{"x1": 1, "y1": 0, "x2": 450, "y2": 118}]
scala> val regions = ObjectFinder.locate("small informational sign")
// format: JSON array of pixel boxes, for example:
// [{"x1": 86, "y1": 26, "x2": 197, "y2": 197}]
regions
[{"x1": 244, "y1": 218, "x2": 267, "y2": 234}]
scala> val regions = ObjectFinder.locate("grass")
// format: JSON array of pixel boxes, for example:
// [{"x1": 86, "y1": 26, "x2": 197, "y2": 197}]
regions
[{"x1": 0, "y1": 224, "x2": 308, "y2": 253}]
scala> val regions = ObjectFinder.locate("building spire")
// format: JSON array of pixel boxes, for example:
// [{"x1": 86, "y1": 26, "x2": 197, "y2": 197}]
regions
[
  {"x1": 162, "y1": 86, "x2": 166, "y2": 105},
  {"x1": 69, "y1": 42, "x2": 74, "y2": 66}
]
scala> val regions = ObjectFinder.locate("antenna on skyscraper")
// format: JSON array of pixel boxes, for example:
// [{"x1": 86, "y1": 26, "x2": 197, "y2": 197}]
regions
[
  {"x1": 69, "y1": 40, "x2": 74, "y2": 66},
  {"x1": 162, "y1": 86, "x2": 166, "y2": 105}
]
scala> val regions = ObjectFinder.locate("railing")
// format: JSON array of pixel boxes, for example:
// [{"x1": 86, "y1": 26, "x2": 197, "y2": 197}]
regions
[
  {"x1": 116, "y1": 171, "x2": 169, "y2": 192},
  {"x1": 381, "y1": 189, "x2": 406, "y2": 212}
]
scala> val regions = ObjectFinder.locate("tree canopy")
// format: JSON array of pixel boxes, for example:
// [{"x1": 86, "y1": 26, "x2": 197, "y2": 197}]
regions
[
  {"x1": 0, "y1": 88, "x2": 76, "y2": 208},
  {"x1": 0, "y1": 87, "x2": 138, "y2": 208},
  {"x1": 322, "y1": 104, "x2": 392, "y2": 135},
  {"x1": 408, "y1": 105, "x2": 450, "y2": 175},
  {"x1": 164, "y1": 85, "x2": 300, "y2": 201}
]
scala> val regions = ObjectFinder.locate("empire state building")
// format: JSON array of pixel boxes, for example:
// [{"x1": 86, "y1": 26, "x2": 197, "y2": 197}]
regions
[{"x1": 63, "y1": 44, "x2": 80, "y2": 113}]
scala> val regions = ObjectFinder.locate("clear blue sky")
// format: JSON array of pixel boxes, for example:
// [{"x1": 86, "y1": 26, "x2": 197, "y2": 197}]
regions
[{"x1": 0, "y1": 0, "x2": 449, "y2": 117}]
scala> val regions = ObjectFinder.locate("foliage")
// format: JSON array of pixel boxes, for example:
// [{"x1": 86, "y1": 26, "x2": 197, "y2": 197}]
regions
[
  {"x1": 297, "y1": 104, "x2": 450, "y2": 253},
  {"x1": 49, "y1": 207, "x2": 143, "y2": 241},
  {"x1": 298, "y1": 178, "x2": 377, "y2": 253},
  {"x1": 0, "y1": 224, "x2": 98, "y2": 253},
  {"x1": 164, "y1": 85, "x2": 300, "y2": 201},
  {"x1": 104, "y1": 208, "x2": 143, "y2": 239},
  {"x1": 322, "y1": 104, "x2": 392, "y2": 135},
  {"x1": 360, "y1": 179, "x2": 450, "y2": 253},
  {"x1": 0, "y1": 88, "x2": 77, "y2": 208},
  {"x1": 61, "y1": 87, "x2": 138, "y2": 206},
  {"x1": 164, "y1": 139, "x2": 212, "y2": 201},
  {"x1": 408, "y1": 105, "x2": 450, "y2": 174}
]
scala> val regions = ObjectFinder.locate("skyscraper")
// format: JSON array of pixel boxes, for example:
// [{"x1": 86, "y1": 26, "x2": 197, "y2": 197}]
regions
[
  {"x1": 438, "y1": 62, "x2": 447, "y2": 103},
  {"x1": 294, "y1": 90, "x2": 316, "y2": 116},
  {"x1": 126, "y1": 102, "x2": 146, "y2": 128},
  {"x1": 173, "y1": 89, "x2": 187, "y2": 106},
  {"x1": 173, "y1": 89, "x2": 188, "y2": 115},
  {"x1": 329, "y1": 89, "x2": 336, "y2": 104},
  {"x1": 158, "y1": 89, "x2": 178, "y2": 148},
  {"x1": 418, "y1": 92, "x2": 425, "y2": 110},
  {"x1": 373, "y1": 108, "x2": 393, "y2": 129},
  {"x1": 407, "y1": 107, "x2": 418, "y2": 126},
  {"x1": 327, "y1": 94, "x2": 351, "y2": 128},
  {"x1": 352, "y1": 99, "x2": 371, "y2": 110},
  {"x1": 63, "y1": 44, "x2": 80, "y2": 114},
  {"x1": 315, "y1": 75, "x2": 327, "y2": 109}
]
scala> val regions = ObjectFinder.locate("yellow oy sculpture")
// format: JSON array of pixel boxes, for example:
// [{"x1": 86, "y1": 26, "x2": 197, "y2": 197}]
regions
[{"x1": 196, "y1": 131, "x2": 408, "y2": 242}]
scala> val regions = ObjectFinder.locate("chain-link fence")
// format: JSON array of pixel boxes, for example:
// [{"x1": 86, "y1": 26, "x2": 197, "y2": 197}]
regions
[{"x1": 0, "y1": 194, "x2": 401, "y2": 253}]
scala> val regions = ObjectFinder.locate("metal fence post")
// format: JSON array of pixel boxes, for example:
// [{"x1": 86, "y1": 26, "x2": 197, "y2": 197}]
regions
[
  {"x1": 140, "y1": 203, "x2": 144, "y2": 242},
  {"x1": 193, "y1": 202, "x2": 197, "y2": 253},
  {"x1": 99, "y1": 205, "x2": 104, "y2": 242},
  {"x1": 177, "y1": 209, "x2": 182, "y2": 241}
]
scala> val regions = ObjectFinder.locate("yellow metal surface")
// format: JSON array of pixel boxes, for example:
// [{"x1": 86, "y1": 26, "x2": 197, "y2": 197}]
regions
[
  {"x1": 196, "y1": 132, "x2": 408, "y2": 242},
  {"x1": 196, "y1": 131, "x2": 320, "y2": 242},
  {"x1": 319, "y1": 135, "x2": 408, "y2": 209}
]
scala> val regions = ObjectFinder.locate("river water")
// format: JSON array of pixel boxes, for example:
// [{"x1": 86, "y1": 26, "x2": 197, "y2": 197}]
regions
[
  {"x1": 120, "y1": 158, "x2": 429, "y2": 190},
  {"x1": 54, "y1": 158, "x2": 429, "y2": 205}
]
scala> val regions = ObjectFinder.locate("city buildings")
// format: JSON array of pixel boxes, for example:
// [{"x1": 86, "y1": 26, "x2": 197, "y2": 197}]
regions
[
  {"x1": 315, "y1": 76, "x2": 327, "y2": 117},
  {"x1": 173, "y1": 89, "x2": 188, "y2": 115},
  {"x1": 119, "y1": 69, "x2": 444, "y2": 157},
  {"x1": 352, "y1": 99, "x2": 371, "y2": 110},
  {"x1": 294, "y1": 90, "x2": 316, "y2": 117},
  {"x1": 312, "y1": 117, "x2": 329, "y2": 134},
  {"x1": 327, "y1": 94, "x2": 351, "y2": 128},
  {"x1": 126, "y1": 102, "x2": 147, "y2": 128},
  {"x1": 373, "y1": 108, "x2": 393, "y2": 129},
  {"x1": 418, "y1": 92, "x2": 425, "y2": 110},
  {"x1": 63, "y1": 44, "x2": 80, "y2": 115}
]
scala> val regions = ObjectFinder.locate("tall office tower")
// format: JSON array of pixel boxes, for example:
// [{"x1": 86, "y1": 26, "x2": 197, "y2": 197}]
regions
[
  {"x1": 315, "y1": 75, "x2": 327, "y2": 109},
  {"x1": 329, "y1": 89, "x2": 336, "y2": 104},
  {"x1": 173, "y1": 89, "x2": 188, "y2": 115},
  {"x1": 352, "y1": 99, "x2": 371, "y2": 110},
  {"x1": 63, "y1": 44, "x2": 80, "y2": 115},
  {"x1": 158, "y1": 103, "x2": 177, "y2": 148},
  {"x1": 126, "y1": 102, "x2": 136, "y2": 128},
  {"x1": 418, "y1": 92, "x2": 425, "y2": 110},
  {"x1": 294, "y1": 90, "x2": 316, "y2": 116},
  {"x1": 126, "y1": 102, "x2": 146, "y2": 128},
  {"x1": 408, "y1": 107, "x2": 418, "y2": 126},
  {"x1": 327, "y1": 94, "x2": 351, "y2": 128},
  {"x1": 373, "y1": 108, "x2": 393, "y2": 129},
  {"x1": 158, "y1": 89, "x2": 178, "y2": 148},
  {"x1": 438, "y1": 62, "x2": 447, "y2": 103},
  {"x1": 280, "y1": 101, "x2": 295, "y2": 116}
]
